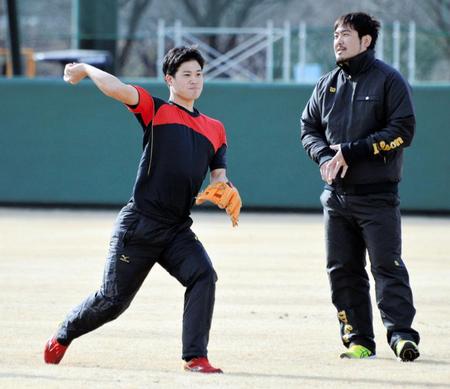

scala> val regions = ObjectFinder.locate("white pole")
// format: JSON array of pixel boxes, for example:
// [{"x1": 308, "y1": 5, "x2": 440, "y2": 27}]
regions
[
  {"x1": 174, "y1": 20, "x2": 182, "y2": 47},
  {"x1": 266, "y1": 20, "x2": 274, "y2": 82},
  {"x1": 408, "y1": 21, "x2": 416, "y2": 83},
  {"x1": 298, "y1": 22, "x2": 306, "y2": 82},
  {"x1": 283, "y1": 21, "x2": 291, "y2": 82},
  {"x1": 393, "y1": 20, "x2": 400, "y2": 70},
  {"x1": 157, "y1": 19, "x2": 165, "y2": 78},
  {"x1": 71, "y1": 0, "x2": 78, "y2": 49}
]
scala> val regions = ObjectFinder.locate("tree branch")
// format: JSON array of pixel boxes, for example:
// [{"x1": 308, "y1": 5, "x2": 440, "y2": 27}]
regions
[
  {"x1": 183, "y1": 0, "x2": 203, "y2": 25},
  {"x1": 117, "y1": 0, "x2": 153, "y2": 73}
]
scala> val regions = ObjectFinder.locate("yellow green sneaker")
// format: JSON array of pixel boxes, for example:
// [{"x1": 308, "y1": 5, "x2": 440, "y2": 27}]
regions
[
  {"x1": 395, "y1": 340, "x2": 420, "y2": 362},
  {"x1": 340, "y1": 345, "x2": 375, "y2": 359}
]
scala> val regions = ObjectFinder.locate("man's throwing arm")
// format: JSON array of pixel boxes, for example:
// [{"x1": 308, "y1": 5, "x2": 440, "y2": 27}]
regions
[{"x1": 63, "y1": 63, "x2": 138, "y2": 106}]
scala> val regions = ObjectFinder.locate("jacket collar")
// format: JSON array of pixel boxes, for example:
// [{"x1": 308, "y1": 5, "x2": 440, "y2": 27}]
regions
[{"x1": 337, "y1": 49, "x2": 376, "y2": 78}]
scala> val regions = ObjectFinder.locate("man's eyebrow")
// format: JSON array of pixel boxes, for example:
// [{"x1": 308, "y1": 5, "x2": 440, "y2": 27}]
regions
[{"x1": 335, "y1": 28, "x2": 351, "y2": 33}]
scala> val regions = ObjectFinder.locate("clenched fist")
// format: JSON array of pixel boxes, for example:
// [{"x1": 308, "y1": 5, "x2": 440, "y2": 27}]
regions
[{"x1": 63, "y1": 63, "x2": 87, "y2": 85}]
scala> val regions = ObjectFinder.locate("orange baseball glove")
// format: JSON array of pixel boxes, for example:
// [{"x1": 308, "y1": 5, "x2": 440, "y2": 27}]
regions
[{"x1": 196, "y1": 182, "x2": 242, "y2": 227}]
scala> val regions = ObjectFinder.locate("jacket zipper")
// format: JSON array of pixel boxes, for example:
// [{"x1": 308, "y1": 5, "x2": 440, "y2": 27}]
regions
[{"x1": 347, "y1": 78, "x2": 357, "y2": 140}]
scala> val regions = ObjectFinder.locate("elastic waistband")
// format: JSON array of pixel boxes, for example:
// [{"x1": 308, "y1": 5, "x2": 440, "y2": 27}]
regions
[
  {"x1": 125, "y1": 202, "x2": 189, "y2": 225},
  {"x1": 325, "y1": 182, "x2": 398, "y2": 195}
]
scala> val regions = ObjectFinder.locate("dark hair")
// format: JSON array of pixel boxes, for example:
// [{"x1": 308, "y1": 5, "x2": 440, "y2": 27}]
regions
[
  {"x1": 162, "y1": 46, "x2": 205, "y2": 76},
  {"x1": 334, "y1": 12, "x2": 381, "y2": 49}
]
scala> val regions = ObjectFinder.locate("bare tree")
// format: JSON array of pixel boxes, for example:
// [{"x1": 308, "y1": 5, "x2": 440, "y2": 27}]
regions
[
  {"x1": 117, "y1": 0, "x2": 153, "y2": 74},
  {"x1": 111, "y1": 0, "x2": 450, "y2": 80},
  {"x1": 175, "y1": 0, "x2": 292, "y2": 52},
  {"x1": 418, "y1": 0, "x2": 450, "y2": 59},
  {"x1": 0, "y1": 1, "x2": 6, "y2": 47}
]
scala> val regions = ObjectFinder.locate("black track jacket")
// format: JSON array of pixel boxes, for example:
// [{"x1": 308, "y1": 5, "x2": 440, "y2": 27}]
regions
[{"x1": 301, "y1": 49, "x2": 415, "y2": 186}]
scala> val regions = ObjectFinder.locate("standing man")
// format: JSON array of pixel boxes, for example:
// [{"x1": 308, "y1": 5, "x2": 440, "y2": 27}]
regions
[
  {"x1": 44, "y1": 46, "x2": 241, "y2": 373},
  {"x1": 301, "y1": 13, "x2": 420, "y2": 361}
]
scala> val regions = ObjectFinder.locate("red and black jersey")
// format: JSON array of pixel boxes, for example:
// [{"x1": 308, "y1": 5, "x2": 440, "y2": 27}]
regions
[{"x1": 126, "y1": 86, "x2": 227, "y2": 222}]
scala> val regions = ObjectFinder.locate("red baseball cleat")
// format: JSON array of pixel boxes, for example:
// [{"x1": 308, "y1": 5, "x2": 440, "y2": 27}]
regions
[
  {"x1": 44, "y1": 337, "x2": 69, "y2": 364},
  {"x1": 184, "y1": 357, "x2": 223, "y2": 373}
]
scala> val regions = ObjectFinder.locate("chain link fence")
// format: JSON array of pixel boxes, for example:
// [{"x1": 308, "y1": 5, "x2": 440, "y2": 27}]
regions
[{"x1": 1, "y1": 8, "x2": 450, "y2": 83}]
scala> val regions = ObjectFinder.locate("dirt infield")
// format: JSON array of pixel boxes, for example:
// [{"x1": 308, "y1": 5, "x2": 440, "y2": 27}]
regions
[{"x1": 0, "y1": 208, "x2": 449, "y2": 388}]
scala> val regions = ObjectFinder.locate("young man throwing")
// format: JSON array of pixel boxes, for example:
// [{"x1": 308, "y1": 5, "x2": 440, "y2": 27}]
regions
[
  {"x1": 301, "y1": 13, "x2": 420, "y2": 361},
  {"x1": 44, "y1": 46, "x2": 241, "y2": 373}
]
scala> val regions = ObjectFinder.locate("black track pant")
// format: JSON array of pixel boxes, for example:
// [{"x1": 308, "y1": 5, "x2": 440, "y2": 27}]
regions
[
  {"x1": 320, "y1": 189, "x2": 420, "y2": 354},
  {"x1": 56, "y1": 204, "x2": 217, "y2": 360}
]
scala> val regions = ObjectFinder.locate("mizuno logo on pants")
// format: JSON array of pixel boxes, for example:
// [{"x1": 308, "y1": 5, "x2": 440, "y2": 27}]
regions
[{"x1": 119, "y1": 254, "x2": 130, "y2": 263}]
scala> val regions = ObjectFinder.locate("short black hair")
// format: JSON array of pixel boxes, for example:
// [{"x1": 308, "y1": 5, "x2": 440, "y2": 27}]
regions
[
  {"x1": 162, "y1": 46, "x2": 205, "y2": 76},
  {"x1": 334, "y1": 12, "x2": 381, "y2": 50}
]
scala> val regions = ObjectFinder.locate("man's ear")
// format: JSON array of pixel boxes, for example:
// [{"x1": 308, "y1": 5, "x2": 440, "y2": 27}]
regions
[
  {"x1": 164, "y1": 74, "x2": 173, "y2": 86},
  {"x1": 362, "y1": 35, "x2": 372, "y2": 49}
]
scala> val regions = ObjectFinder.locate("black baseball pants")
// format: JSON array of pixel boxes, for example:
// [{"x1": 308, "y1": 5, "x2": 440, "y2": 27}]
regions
[
  {"x1": 320, "y1": 189, "x2": 420, "y2": 354},
  {"x1": 56, "y1": 203, "x2": 217, "y2": 361}
]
